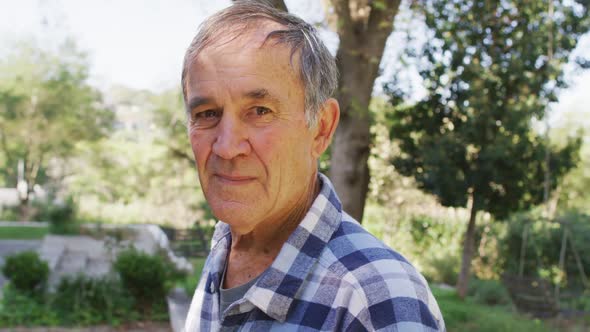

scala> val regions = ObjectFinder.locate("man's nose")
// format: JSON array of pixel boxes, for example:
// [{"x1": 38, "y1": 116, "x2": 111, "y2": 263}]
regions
[{"x1": 212, "y1": 115, "x2": 251, "y2": 159}]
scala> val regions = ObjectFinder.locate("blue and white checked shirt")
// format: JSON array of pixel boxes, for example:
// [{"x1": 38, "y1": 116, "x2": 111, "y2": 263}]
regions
[{"x1": 184, "y1": 174, "x2": 445, "y2": 331}]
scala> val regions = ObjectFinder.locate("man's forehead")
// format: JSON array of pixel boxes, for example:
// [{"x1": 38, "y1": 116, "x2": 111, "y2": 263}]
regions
[
  {"x1": 188, "y1": 20, "x2": 302, "y2": 83},
  {"x1": 203, "y1": 20, "x2": 288, "y2": 54}
]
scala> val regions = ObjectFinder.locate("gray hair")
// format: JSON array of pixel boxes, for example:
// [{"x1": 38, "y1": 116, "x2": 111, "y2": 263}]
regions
[{"x1": 181, "y1": 0, "x2": 338, "y2": 127}]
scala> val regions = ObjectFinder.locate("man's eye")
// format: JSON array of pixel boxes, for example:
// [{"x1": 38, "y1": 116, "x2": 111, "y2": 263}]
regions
[
  {"x1": 195, "y1": 110, "x2": 220, "y2": 119},
  {"x1": 254, "y1": 107, "x2": 271, "y2": 116},
  {"x1": 191, "y1": 110, "x2": 221, "y2": 127}
]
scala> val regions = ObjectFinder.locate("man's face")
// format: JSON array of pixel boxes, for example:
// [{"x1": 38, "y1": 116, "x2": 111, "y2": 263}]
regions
[{"x1": 184, "y1": 25, "x2": 319, "y2": 234}]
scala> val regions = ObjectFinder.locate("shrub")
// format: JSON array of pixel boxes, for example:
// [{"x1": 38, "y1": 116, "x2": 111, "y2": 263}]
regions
[
  {"x1": 423, "y1": 254, "x2": 460, "y2": 285},
  {"x1": 468, "y1": 278, "x2": 512, "y2": 306},
  {"x1": 35, "y1": 196, "x2": 79, "y2": 234},
  {"x1": 113, "y1": 248, "x2": 177, "y2": 314},
  {"x1": 51, "y1": 274, "x2": 136, "y2": 325},
  {"x1": 0, "y1": 206, "x2": 19, "y2": 221},
  {"x1": 1, "y1": 251, "x2": 49, "y2": 294}
]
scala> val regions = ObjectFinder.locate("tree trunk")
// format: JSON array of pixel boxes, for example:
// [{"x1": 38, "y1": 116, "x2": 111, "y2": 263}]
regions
[
  {"x1": 19, "y1": 196, "x2": 30, "y2": 222},
  {"x1": 329, "y1": 0, "x2": 401, "y2": 222},
  {"x1": 457, "y1": 194, "x2": 478, "y2": 299}
]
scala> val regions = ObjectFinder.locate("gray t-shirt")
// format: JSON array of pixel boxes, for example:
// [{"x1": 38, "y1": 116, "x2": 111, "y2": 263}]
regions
[{"x1": 219, "y1": 267, "x2": 260, "y2": 316}]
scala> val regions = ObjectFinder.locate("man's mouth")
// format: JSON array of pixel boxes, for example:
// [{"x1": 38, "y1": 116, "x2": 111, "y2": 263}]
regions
[{"x1": 213, "y1": 174, "x2": 256, "y2": 184}]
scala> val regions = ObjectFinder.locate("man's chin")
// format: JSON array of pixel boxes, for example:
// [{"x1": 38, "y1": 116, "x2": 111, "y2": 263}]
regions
[
  {"x1": 210, "y1": 202, "x2": 258, "y2": 224},
  {"x1": 216, "y1": 216, "x2": 260, "y2": 235}
]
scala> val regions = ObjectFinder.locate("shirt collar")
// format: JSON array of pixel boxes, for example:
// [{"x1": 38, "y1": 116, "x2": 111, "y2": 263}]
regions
[{"x1": 209, "y1": 173, "x2": 343, "y2": 322}]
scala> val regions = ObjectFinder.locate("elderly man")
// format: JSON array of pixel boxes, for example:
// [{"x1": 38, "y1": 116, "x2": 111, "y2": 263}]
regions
[{"x1": 182, "y1": 2, "x2": 444, "y2": 331}]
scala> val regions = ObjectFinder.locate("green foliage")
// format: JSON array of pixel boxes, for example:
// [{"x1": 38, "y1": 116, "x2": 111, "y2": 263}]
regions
[
  {"x1": 433, "y1": 287, "x2": 552, "y2": 332},
  {"x1": 66, "y1": 86, "x2": 206, "y2": 227},
  {"x1": 388, "y1": 0, "x2": 588, "y2": 218},
  {"x1": 151, "y1": 88, "x2": 193, "y2": 167},
  {"x1": 499, "y1": 210, "x2": 590, "y2": 291},
  {"x1": 34, "y1": 196, "x2": 79, "y2": 234},
  {"x1": 0, "y1": 40, "x2": 114, "y2": 213},
  {"x1": 567, "y1": 289, "x2": 590, "y2": 312},
  {"x1": 406, "y1": 214, "x2": 463, "y2": 284},
  {"x1": 364, "y1": 200, "x2": 508, "y2": 285},
  {"x1": 555, "y1": 133, "x2": 590, "y2": 213},
  {"x1": 363, "y1": 204, "x2": 468, "y2": 284},
  {"x1": 387, "y1": 0, "x2": 588, "y2": 296},
  {"x1": 114, "y1": 248, "x2": 183, "y2": 313},
  {"x1": 0, "y1": 284, "x2": 58, "y2": 327},
  {"x1": 0, "y1": 275, "x2": 154, "y2": 327},
  {"x1": 0, "y1": 206, "x2": 19, "y2": 221},
  {"x1": 427, "y1": 255, "x2": 461, "y2": 286},
  {"x1": 0, "y1": 270, "x2": 174, "y2": 327},
  {"x1": 51, "y1": 274, "x2": 137, "y2": 326},
  {"x1": 408, "y1": 215, "x2": 447, "y2": 247},
  {"x1": 1, "y1": 251, "x2": 49, "y2": 293},
  {"x1": 468, "y1": 278, "x2": 512, "y2": 306}
]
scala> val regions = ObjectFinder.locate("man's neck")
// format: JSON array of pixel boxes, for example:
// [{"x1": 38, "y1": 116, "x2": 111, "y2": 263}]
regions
[{"x1": 223, "y1": 174, "x2": 320, "y2": 288}]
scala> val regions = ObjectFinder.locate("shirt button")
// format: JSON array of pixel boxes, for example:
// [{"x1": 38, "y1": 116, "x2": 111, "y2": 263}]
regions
[{"x1": 210, "y1": 282, "x2": 216, "y2": 294}]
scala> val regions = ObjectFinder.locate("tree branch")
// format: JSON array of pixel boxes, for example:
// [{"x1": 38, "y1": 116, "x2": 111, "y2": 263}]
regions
[
  {"x1": 331, "y1": 0, "x2": 354, "y2": 37},
  {"x1": 28, "y1": 152, "x2": 44, "y2": 190},
  {"x1": 167, "y1": 145, "x2": 195, "y2": 166}
]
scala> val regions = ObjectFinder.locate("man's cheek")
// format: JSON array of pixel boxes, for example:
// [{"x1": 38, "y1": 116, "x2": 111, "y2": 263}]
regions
[{"x1": 190, "y1": 139, "x2": 209, "y2": 162}]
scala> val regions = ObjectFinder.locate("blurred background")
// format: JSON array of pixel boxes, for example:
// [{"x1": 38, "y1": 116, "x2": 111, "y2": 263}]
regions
[{"x1": 0, "y1": 0, "x2": 588, "y2": 331}]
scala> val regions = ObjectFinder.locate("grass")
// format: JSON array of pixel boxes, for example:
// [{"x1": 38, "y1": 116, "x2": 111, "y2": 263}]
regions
[
  {"x1": 433, "y1": 286, "x2": 554, "y2": 332},
  {"x1": 0, "y1": 226, "x2": 48, "y2": 240}
]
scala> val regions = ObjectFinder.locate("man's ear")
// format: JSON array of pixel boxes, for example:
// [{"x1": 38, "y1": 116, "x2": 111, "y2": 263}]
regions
[{"x1": 312, "y1": 98, "x2": 340, "y2": 158}]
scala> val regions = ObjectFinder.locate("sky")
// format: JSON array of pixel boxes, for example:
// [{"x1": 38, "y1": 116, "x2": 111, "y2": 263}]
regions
[{"x1": 0, "y1": 0, "x2": 588, "y2": 127}]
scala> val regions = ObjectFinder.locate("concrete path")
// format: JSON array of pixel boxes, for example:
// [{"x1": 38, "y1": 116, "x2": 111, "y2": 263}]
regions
[
  {"x1": 0, "y1": 239, "x2": 43, "y2": 289},
  {"x1": 167, "y1": 288, "x2": 191, "y2": 332}
]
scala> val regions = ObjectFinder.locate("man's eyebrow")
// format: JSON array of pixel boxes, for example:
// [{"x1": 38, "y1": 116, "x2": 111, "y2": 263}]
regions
[
  {"x1": 244, "y1": 88, "x2": 282, "y2": 106},
  {"x1": 187, "y1": 96, "x2": 214, "y2": 113}
]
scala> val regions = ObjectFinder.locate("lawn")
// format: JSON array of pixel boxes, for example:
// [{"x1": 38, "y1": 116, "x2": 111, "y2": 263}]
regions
[
  {"x1": 433, "y1": 286, "x2": 554, "y2": 332},
  {"x1": 0, "y1": 226, "x2": 48, "y2": 239}
]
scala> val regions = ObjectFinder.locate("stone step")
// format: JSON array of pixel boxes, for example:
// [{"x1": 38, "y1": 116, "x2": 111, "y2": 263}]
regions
[
  {"x1": 39, "y1": 235, "x2": 66, "y2": 270},
  {"x1": 85, "y1": 257, "x2": 111, "y2": 277},
  {"x1": 57, "y1": 250, "x2": 89, "y2": 273}
]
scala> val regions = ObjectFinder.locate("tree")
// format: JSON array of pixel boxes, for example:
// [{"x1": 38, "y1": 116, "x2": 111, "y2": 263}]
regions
[
  {"x1": 388, "y1": 0, "x2": 589, "y2": 298},
  {"x1": 0, "y1": 41, "x2": 114, "y2": 219},
  {"x1": 552, "y1": 110, "x2": 590, "y2": 213},
  {"x1": 233, "y1": 0, "x2": 402, "y2": 221},
  {"x1": 64, "y1": 87, "x2": 207, "y2": 227}
]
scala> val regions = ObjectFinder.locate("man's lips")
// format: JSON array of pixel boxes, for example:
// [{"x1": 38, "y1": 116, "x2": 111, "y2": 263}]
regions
[{"x1": 213, "y1": 174, "x2": 256, "y2": 183}]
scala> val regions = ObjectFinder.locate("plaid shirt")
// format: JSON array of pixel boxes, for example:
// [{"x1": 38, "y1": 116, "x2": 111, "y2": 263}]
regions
[{"x1": 184, "y1": 174, "x2": 445, "y2": 331}]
